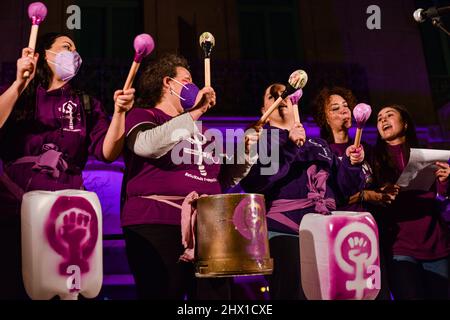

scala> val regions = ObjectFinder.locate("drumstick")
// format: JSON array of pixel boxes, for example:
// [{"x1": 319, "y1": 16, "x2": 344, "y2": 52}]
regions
[
  {"x1": 23, "y1": 2, "x2": 47, "y2": 79},
  {"x1": 353, "y1": 103, "x2": 372, "y2": 148},
  {"x1": 289, "y1": 89, "x2": 304, "y2": 123},
  {"x1": 258, "y1": 69, "x2": 308, "y2": 126},
  {"x1": 199, "y1": 32, "x2": 215, "y2": 87},
  {"x1": 123, "y1": 33, "x2": 155, "y2": 91}
]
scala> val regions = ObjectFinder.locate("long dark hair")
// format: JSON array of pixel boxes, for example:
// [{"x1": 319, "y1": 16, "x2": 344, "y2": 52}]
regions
[
  {"x1": 372, "y1": 104, "x2": 419, "y2": 186},
  {"x1": 135, "y1": 53, "x2": 189, "y2": 108},
  {"x1": 312, "y1": 86, "x2": 357, "y2": 144},
  {"x1": 13, "y1": 32, "x2": 73, "y2": 122}
]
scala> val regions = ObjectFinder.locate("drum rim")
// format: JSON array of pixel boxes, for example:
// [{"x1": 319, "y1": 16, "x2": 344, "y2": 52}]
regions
[
  {"x1": 22, "y1": 189, "x2": 95, "y2": 196},
  {"x1": 198, "y1": 193, "x2": 265, "y2": 200}
]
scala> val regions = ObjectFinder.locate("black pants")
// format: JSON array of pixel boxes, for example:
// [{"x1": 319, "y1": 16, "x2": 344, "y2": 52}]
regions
[
  {"x1": 267, "y1": 235, "x2": 391, "y2": 300},
  {"x1": 375, "y1": 241, "x2": 392, "y2": 300},
  {"x1": 266, "y1": 235, "x2": 307, "y2": 300},
  {"x1": 388, "y1": 256, "x2": 449, "y2": 300},
  {"x1": 123, "y1": 224, "x2": 233, "y2": 300},
  {"x1": 0, "y1": 220, "x2": 28, "y2": 300},
  {"x1": 0, "y1": 201, "x2": 28, "y2": 300}
]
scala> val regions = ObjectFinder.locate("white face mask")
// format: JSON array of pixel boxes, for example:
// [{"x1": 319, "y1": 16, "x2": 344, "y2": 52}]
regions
[
  {"x1": 46, "y1": 50, "x2": 83, "y2": 82},
  {"x1": 168, "y1": 77, "x2": 187, "y2": 100}
]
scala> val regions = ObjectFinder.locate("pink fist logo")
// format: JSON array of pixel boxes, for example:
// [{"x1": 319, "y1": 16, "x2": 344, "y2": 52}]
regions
[
  {"x1": 334, "y1": 222, "x2": 379, "y2": 299},
  {"x1": 45, "y1": 196, "x2": 98, "y2": 275},
  {"x1": 232, "y1": 197, "x2": 268, "y2": 256}
]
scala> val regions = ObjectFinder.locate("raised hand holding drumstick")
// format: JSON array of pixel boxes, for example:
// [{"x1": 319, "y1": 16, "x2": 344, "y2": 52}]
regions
[
  {"x1": 258, "y1": 69, "x2": 308, "y2": 127},
  {"x1": 122, "y1": 34, "x2": 154, "y2": 92},
  {"x1": 287, "y1": 89, "x2": 305, "y2": 146},
  {"x1": 23, "y1": 2, "x2": 47, "y2": 79},
  {"x1": 102, "y1": 34, "x2": 155, "y2": 161},
  {"x1": 116, "y1": 34, "x2": 154, "y2": 113},
  {"x1": 199, "y1": 32, "x2": 215, "y2": 87},
  {"x1": 114, "y1": 34, "x2": 154, "y2": 115},
  {"x1": 341, "y1": 103, "x2": 371, "y2": 166}
]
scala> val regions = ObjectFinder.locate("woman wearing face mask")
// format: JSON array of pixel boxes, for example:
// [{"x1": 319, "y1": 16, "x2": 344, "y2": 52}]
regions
[
  {"x1": 312, "y1": 87, "x2": 392, "y2": 300},
  {"x1": 0, "y1": 33, "x2": 135, "y2": 299},
  {"x1": 239, "y1": 83, "x2": 365, "y2": 300},
  {"x1": 372, "y1": 105, "x2": 450, "y2": 300},
  {"x1": 122, "y1": 53, "x2": 259, "y2": 300}
]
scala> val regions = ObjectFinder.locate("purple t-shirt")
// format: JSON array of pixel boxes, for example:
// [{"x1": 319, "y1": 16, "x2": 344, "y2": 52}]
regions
[
  {"x1": 121, "y1": 107, "x2": 222, "y2": 227},
  {"x1": 382, "y1": 144, "x2": 450, "y2": 260},
  {"x1": 0, "y1": 83, "x2": 109, "y2": 192}
]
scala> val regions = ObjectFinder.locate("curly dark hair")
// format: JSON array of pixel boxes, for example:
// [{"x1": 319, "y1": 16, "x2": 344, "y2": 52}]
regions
[
  {"x1": 135, "y1": 53, "x2": 190, "y2": 108},
  {"x1": 311, "y1": 86, "x2": 357, "y2": 143},
  {"x1": 372, "y1": 104, "x2": 419, "y2": 186}
]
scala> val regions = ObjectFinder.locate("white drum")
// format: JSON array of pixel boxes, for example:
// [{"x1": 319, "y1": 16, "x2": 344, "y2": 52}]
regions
[{"x1": 21, "y1": 189, "x2": 103, "y2": 300}]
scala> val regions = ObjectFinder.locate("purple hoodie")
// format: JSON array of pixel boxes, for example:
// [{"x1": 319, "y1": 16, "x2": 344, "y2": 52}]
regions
[
  {"x1": 240, "y1": 126, "x2": 365, "y2": 234},
  {"x1": 329, "y1": 141, "x2": 374, "y2": 212}
]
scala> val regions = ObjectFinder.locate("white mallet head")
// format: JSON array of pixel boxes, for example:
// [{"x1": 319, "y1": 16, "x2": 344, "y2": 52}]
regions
[{"x1": 199, "y1": 32, "x2": 215, "y2": 58}]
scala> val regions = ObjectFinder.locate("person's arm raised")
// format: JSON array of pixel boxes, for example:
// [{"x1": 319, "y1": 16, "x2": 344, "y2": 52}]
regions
[{"x1": 0, "y1": 48, "x2": 39, "y2": 128}]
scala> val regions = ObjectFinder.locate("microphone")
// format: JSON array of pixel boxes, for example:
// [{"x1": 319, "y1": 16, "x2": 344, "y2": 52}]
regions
[{"x1": 414, "y1": 6, "x2": 450, "y2": 23}]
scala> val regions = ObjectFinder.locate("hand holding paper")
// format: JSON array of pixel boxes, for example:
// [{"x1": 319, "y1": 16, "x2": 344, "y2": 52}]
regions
[{"x1": 396, "y1": 149, "x2": 450, "y2": 191}]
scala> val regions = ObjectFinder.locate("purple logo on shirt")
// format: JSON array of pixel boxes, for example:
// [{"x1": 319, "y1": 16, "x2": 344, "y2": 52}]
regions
[
  {"x1": 185, "y1": 132, "x2": 211, "y2": 176},
  {"x1": 59, "y1": 100, "x2": 81, "y2": 132},
  {"x1": 171, "y1": 124, "x2": 281, "y2": 176},
  {"x1": 45, "y1": 196, "x2": 98, "y2": 275}
]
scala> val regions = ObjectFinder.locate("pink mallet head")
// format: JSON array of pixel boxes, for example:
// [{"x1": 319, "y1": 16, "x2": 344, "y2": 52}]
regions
[
  {"x1": 133, "y1": 34, "x2": 155, "y2": 63},
  {"x1": 289, "y1": 89, "x2": 303, "y2": 105},
  {"x1": 353, "y1": 103, "x2": 372, "y2": 128},
  {"x1": 28, "y1": 2, "x2": 47, "y2": 25}
]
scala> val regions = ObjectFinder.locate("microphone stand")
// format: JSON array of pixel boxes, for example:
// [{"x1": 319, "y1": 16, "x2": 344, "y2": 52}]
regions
[{"x1": 432, "y1": 17, "x2": 450, "y2": 37}]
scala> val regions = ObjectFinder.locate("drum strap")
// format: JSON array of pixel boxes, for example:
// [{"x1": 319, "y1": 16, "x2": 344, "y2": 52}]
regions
[
  {"x1": 139, "y1": 195, "x2": 185, "y2": 210},
  {"x1": 267, "y1": 164, "x2": 336, "y2": 232},
  {"x1": 179, "y1": 191, "x2": 202, "y2": 263},
  {"x1": 13, "y1": 149, "x2": 68, "y2": 179},
  {"x1": 140, "y1": 193, "x2": 201, "y2": 263}
]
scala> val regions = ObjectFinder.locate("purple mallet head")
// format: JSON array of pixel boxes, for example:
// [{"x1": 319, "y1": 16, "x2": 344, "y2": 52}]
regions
[
  {"x1": 289, "y1": 89, "x2": 303, "y2": 105},
  {"x1": 353, "y1": 103, "x2": 372, "y2": 128},
  {"x1": 133, "y1": 34, "x2": 155, "y2": 63},
  {"x1": 28, "y1": 2, "x2": 47, "y2": 25}
]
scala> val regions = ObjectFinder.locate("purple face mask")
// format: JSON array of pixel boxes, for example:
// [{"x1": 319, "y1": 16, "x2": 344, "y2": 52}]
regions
[
  {"x1": 169, "y1": 78, "x2": 200, "y2": 109},
  {"x1": 47, "y1": 50, "x2": 83, "y2": 82},
  {"x1": 180, "y1": 83, "x2": 200, "y2": 109}
]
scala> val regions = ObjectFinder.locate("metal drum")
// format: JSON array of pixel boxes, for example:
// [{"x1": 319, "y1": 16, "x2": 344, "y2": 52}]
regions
[{"x1": 195, "y1": 193, "x2": 273, "y2": 278}]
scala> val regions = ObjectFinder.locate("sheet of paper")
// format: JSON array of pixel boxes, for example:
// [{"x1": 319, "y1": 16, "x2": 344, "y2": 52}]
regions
[{"x1": 396, "y1": 148, "x2": 450, "y2": 191}]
